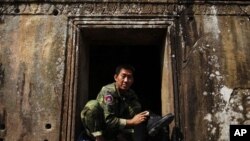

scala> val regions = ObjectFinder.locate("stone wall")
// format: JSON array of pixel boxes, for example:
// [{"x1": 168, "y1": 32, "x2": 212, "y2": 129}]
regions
[
  {"x1": 0, "y1": 1, "x2": 250, "y2": 141},
  {"x1": 0, "y1": 11, "x2": 68, "y2": 141},
  {"x1": 178, "y1": 8, "x2": 250, "y2": 140}
]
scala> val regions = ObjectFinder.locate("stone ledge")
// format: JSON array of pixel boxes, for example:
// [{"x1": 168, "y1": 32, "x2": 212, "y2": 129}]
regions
[{"x1": 0, "y1": 0, "x2": 250, "y2": 4}]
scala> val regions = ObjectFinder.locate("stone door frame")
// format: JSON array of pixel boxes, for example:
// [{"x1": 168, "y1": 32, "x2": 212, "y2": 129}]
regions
[{"x1": 62, "y1": 16, "x2": 177, "y2": 140}]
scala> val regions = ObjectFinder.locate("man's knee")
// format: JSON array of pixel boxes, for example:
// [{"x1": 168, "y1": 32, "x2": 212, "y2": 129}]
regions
[
  {"x1": 81, "y1": 100, "x2": 103, "y2": 120},
  {"x1": 81, "y1": 100, "x2": 104, "y2": 134}
]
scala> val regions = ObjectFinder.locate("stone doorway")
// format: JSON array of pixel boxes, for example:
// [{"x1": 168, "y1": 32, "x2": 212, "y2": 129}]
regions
[
  {"x1": 75, "y1": 28, "x2": 167, "y2": 139},
  {"x1": 63, "y1": 18, "x2": 175, "y2": 141}
]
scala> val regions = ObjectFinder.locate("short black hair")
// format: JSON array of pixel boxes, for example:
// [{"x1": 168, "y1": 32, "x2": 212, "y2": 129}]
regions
[{"x1": 115, "y1": 64, "x2": 135, "y2": 75}]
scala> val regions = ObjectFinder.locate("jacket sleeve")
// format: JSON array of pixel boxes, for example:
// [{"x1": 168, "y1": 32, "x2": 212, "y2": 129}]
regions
[
  {"x1": 96, "y1": 87, "x2": 127, "y2": 130},
  {"x1": 126, "y1": 91, "x2": 142, "y2": 117}
]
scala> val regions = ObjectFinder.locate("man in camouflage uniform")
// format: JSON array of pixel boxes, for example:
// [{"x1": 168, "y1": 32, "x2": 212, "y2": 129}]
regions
[
  {"x1": 80, "y1": 64, "x2": 149, "y2": 141},
  {"x1": 80, "y1": 64, "x2": 175, "y2": 141}
]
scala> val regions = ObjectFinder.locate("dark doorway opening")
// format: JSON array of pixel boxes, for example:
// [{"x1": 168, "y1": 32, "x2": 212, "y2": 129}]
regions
[{"x1": 75, "y1": 28, "x2": 167, "y2": 140}]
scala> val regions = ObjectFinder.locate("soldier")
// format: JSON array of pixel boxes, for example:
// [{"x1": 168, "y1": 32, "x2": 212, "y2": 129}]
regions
[{"x1": 79, "y1": 64, "x2": 174, "y2": 141}]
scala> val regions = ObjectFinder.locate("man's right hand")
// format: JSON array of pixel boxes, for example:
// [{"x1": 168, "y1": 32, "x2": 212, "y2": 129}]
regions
[{"x1": 126, "y1": 111, "x2": 149, "y2": 126}]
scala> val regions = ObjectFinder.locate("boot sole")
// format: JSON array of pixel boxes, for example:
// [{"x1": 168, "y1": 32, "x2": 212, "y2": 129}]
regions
[{"x1": 148, "y1": 113, "x2": 174, "y2": 136}]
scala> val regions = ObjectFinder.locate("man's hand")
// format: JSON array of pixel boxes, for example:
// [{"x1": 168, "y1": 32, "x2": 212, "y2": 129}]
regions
[{"x1": 126, "y1": 111, "x2": 149, "y2": 126}]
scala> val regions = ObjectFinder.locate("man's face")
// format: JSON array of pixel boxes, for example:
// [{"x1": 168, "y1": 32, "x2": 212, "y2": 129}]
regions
[{"x1": 114, "y1": 68, "x2": 134, "y2": 91}]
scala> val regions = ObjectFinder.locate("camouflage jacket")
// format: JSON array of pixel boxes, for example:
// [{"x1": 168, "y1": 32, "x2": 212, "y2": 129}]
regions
[{"x1": 96, "y1": 82, "x2": 141, "y2": 132}]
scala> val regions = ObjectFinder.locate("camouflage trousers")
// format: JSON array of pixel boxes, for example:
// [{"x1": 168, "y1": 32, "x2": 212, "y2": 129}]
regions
[
  {"x1": 81, "y1": 100, "x2": 135, "y2": 141},
  {"x1": 80, "y1": 100, "x2": 105, "y2": 139}
]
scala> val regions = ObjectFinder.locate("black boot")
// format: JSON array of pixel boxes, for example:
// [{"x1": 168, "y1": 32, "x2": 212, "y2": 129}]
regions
[{"x1": 147, "y1": 112, "x2": 174, "y2": 136}]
